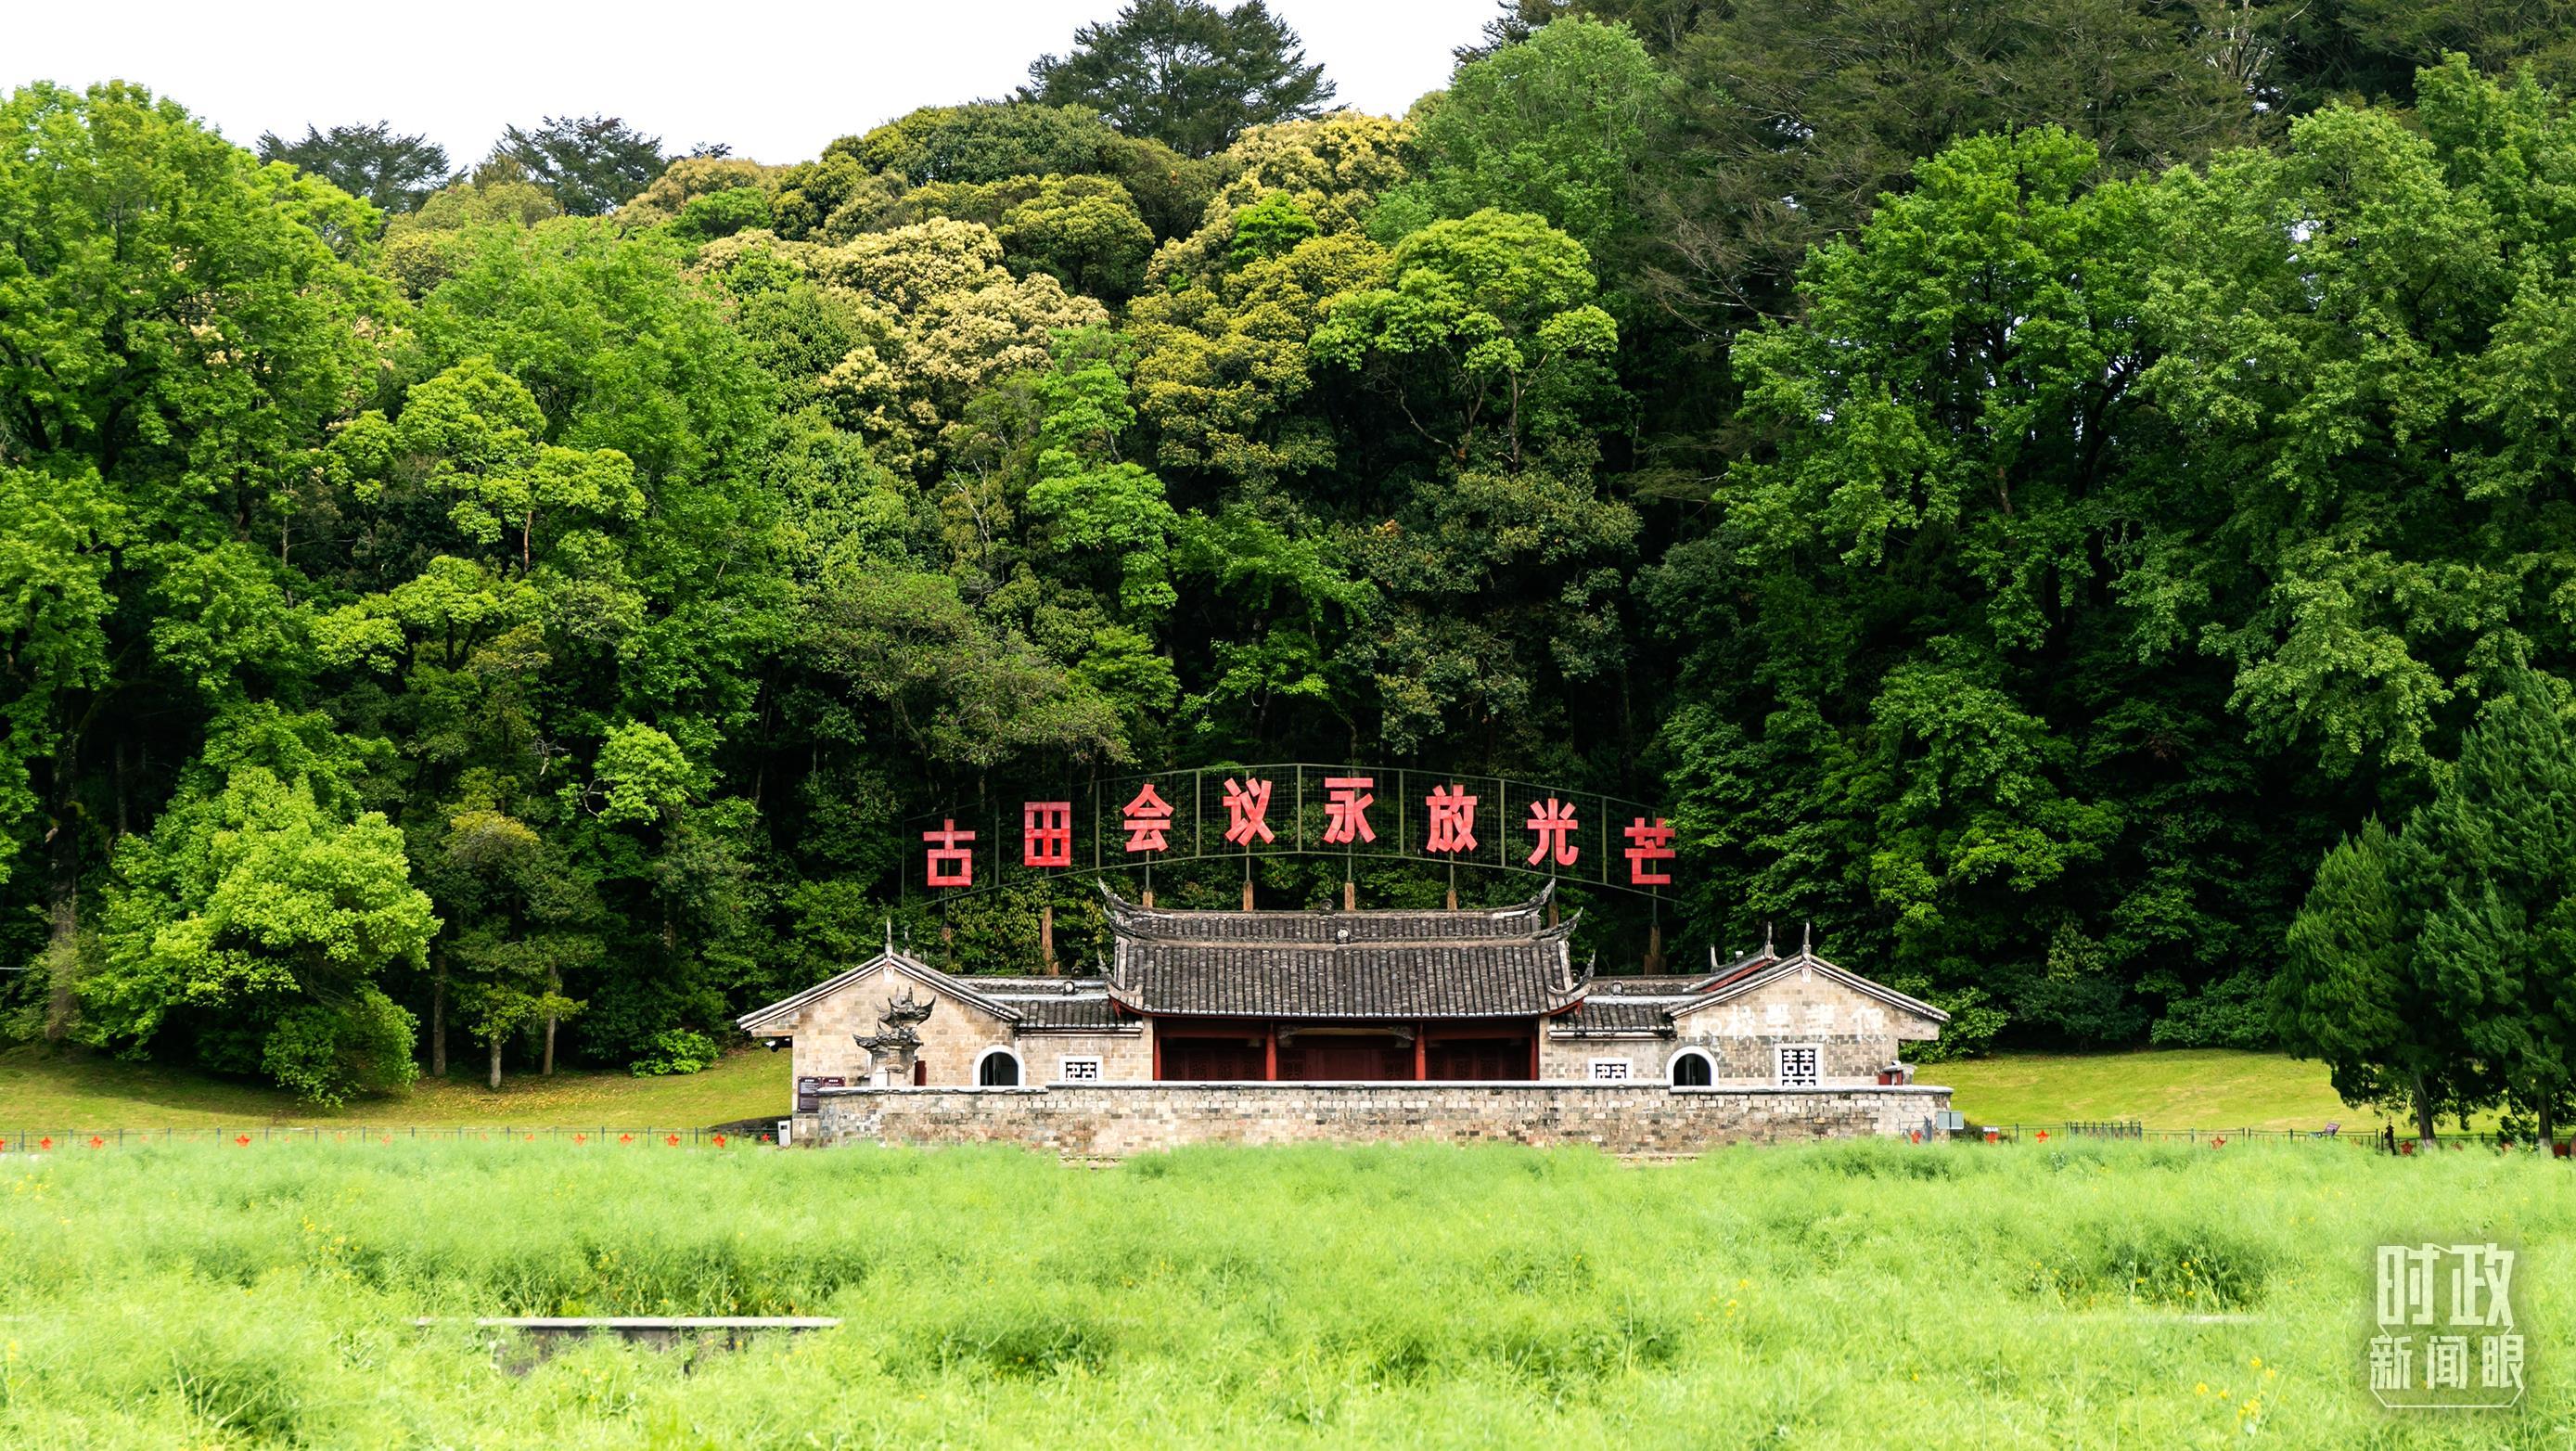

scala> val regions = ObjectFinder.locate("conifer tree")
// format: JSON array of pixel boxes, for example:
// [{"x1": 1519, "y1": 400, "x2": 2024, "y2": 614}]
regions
[
  {"x1": 2409, "y1": 672, "x2": 2576, "y2": 1140},
  {"x1": 2276, "y1": 818, "x2": 2486, "y2": 1140}
]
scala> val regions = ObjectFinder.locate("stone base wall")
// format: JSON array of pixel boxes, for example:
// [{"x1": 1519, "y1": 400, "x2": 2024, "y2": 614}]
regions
[{"x1": 811, "y1": 1082, "x2": 1953, "y2": 1158}]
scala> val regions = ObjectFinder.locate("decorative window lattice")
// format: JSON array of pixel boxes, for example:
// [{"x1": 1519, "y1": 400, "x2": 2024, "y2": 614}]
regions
[
  {"x1": 1589, "y1": 1058, "x2": 1633, "y2": 1082},
  {"x1": 1776, "y1": 1046, "x2": 1821, "y2": 1087},
  {"x1": 1058, "y1": 1057, "x2": 1103, "y2": 1082}
]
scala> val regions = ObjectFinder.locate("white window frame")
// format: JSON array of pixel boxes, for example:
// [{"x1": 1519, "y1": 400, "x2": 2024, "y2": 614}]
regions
[
  {"x1": 1587, "y1": 1057, "x2": 1634, "y2": 1082},
  {"x1": 973, "y1": 1046, "x2": 1024, "y2": 1087},
  {"x1": 1775, "y1": 1044, "x2": 1822, "y2": 1088},
  {"x1": 1057, "y1": 1055, "x2": 1104, "y2": 1082},
  {"x1": 1666, "y1": 1047, "x2": 1716, "y2": 1087}
]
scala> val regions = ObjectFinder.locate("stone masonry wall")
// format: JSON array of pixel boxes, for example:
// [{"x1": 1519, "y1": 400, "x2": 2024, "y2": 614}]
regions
[
  {"x1": 1548, "y1": 969, "x2": 1941, "y2": 1085},
  {"x1": 813, "y1": 1082, "x2": 1954, "y2": 1158},
  {"x1": 1007, "y1": 1030, "x2": 1153, "y2": 1082},
  {"x1": 780, "y1": 962, "x2": 1013, "y2": 1089}
]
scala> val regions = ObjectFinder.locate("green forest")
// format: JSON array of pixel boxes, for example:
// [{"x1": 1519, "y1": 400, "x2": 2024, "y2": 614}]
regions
[{"x1": 12, "y1": 0, "x2": 2576, "y2": 1111}]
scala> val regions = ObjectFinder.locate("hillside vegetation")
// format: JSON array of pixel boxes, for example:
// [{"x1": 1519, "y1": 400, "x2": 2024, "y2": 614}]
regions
[{"x1": 12, "y1": 6, "x2": 2576, "y2": 1131}]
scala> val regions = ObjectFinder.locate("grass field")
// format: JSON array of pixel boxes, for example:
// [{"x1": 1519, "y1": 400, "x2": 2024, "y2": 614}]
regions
[
  {"x1": 0, "y1": 1043, "x2": 790, "y2": 1130},
  {"x1": 1936, "y1": 1049, "x2": 2419, "y2": 1133},
  {"x1": 0, "y1": 1137, "x2": 2561, "y2": 1447},
  {"x1": 0, "y1": 1042, "x2": 2451, "y2": 1134}
]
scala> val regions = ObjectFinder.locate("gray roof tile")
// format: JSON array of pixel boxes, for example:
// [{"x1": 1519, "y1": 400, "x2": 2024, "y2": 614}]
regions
[{"x1": 1103, "y1": 886, "x2": 1583, "y2": 1020}]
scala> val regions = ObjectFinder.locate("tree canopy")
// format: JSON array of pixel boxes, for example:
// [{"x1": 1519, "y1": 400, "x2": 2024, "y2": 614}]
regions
[
  {"x1": 1022, "y1": 0, "x2": 1336, "y2": 158},
  {"x1": 18, "y1": 2, "x2": 2576, "y2": 1113},
  {"x1": 258, "y1": 121, "x2": 453, "y2": 212}
]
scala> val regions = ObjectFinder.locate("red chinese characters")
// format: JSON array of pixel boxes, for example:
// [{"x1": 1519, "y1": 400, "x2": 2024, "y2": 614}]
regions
[
  {"x1": 1322, "y1": 776, "x2": 1377, "y2": 845},
  {"x1": 922, "y1": 818, "x2": 976, "y2": 887},
  {"x1": 1526, "y1": 797, "x2": 1580, "y2": 867},
  {"x1": 1223, "y1": 777, "x2": 1275, "y2": 846},
  {"x1": 1023, "y1": 801, "x2": 1073, "y2": 868},
  {"x1": 1624, "y1": 816, "x2": 1675, "y2": 886},
  {"x1": 1122, "y1": 783, "x2": 1174, "y2": 853},
  {"x1": 1425, "y1": 785, "x2": 1479, "y2": 854}
]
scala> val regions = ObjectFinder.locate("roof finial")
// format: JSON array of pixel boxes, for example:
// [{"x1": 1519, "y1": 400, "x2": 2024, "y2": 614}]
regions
[
  {"x1": 884, "y1": 917, "x2": 894, "y2": 957},
  {"x1": 1801, "y1": 920, "x2": 1812, "y2": 956},
  {"x1": 1709, "y1": 944, "x2": 1719, "y2": 969},
  {"x1": 1764, "y1": 921, "x2": 1775, "y2": 955}
]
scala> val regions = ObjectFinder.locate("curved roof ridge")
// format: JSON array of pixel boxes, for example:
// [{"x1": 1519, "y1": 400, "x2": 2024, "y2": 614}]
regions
[{"x1": 1098, "y1": 880, "x2": 1566, "y2": 944}]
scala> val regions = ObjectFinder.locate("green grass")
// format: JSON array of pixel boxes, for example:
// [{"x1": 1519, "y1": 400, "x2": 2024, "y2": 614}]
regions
[
  {"x1": 1937, "y1": 1048, "x2": 2496, "y2": 1134},
  {"x1": 0, "y1": 1043, "x2": 789, "y2": 1130},
  {"x1": 0, "y1": 1044, "x2": 2460, "y2": 1136},
  {"x1": 0, "y1": 1137, "x2": 2562, "y2": 1447}
]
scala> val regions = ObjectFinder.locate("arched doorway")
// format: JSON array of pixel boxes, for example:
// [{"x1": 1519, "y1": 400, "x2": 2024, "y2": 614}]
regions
[
  {"x1": 1669, "y1": 1048, "x2": 1714, "y2": 1087},
  {"x1": 977, "y1": 1047, "x2": 1023, "y2": 1086}
]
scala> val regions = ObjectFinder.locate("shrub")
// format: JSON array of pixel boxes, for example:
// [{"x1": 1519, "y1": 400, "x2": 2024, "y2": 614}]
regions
[{"x1": 627, "y1": 1027, "x2": 721, "y2": 1076}]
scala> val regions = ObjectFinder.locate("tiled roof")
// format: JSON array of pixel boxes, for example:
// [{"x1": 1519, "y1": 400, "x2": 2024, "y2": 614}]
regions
[
  {"x1": 987, "y1": 993, "x2": 1128, "y2": 1031},
  {"x1": 1104, "y1": 881, "x2": 1557, "y2": 944},
  {"x1": 1672, "y1": 951, "x2": 1949, "y2": 1024},
  {"x1": 1549, "y1": 996, "x2": 1679, "y2": 1034},
  {"x1": 736, "y1": 949, "x2": 1027, "y2": 1033},
  {"x1": 1103, "y1": 886, "x2": 1583, "y2": 1020},
  {"x1": 1590, "y1": 975, "x2": 1707, "y2": 996}
]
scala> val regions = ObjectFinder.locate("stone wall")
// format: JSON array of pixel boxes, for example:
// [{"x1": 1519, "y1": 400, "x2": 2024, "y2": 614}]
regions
[
  {"x1": 1006, "y1": 1029, "x2": 1152, "y2": 1083},
  {"x1": 778, "y1": 961, "x2": 1015, "y2": 1089},
  {"x1": 1539, "y1": 1036, "x2": 1673, "y2": 1081},
  {"x1": 812, "y1": 1081, "x2": 1954, "y2": 1158}
]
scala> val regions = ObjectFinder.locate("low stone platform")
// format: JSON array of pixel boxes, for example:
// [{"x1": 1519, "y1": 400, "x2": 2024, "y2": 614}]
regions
[{"x1": 812, "y1": 1080, "x2": 1953, "y2": 1157}]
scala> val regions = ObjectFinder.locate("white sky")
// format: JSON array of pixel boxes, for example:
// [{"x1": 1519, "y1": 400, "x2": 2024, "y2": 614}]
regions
[{"x1": 5, "y1": 0, "x2": 1496, "y2": 166}]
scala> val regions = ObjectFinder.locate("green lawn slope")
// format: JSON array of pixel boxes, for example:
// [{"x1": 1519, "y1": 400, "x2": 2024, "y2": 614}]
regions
[
  {"x1": 1935, "y1": 1048, "x2": 2454, "y2": 1133},
  {"x1": 0, "y1": 1043, "x2": 790, "y2": 1130},
  {"x1": 0, "y1": 1041, "x2": 2418, "y2": 1133}
]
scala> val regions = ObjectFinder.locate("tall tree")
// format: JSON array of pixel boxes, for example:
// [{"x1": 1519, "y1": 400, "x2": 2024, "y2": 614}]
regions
[
  {"x1": 1022, "y1": 0, "x2": 1336, "y2": 158},
  {"x1": 0, "y1": 82, "x2": 384, "y2": 1016},
  {"x1": 485, "y1": 115, "x2": 668, "y2": 215},
  {"x1": 257, "y1": 121, "x2": 453, "y2": 212},
  {"x1": 1376, "y1": 19, "x2": 1663, "y2": 278},
  {"x1": 83, "y1": 737, "x2": 435, "y2": 1107}
]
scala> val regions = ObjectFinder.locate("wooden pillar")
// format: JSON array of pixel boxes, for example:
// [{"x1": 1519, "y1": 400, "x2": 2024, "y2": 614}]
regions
[
  {"x1": 1341, "y1": 877, "x2": 1355, "y2": 912},
  {"x1": 1264, "y1": 1022, "x2": 1278, "y2": 1081},
  {"x1": 1645, "y1": 917, "x2": 1664, "y2": 972},
  {"x1": 1414, "y1": 1027, "x2": 1428, "y2": 1081},
  {"x1": 1151, "y1": 1025, "x2": 1163, "y2": 1081},
  {"x1": 1528, "y1": 1030, "x2": 1541, "y2": 1080},
  {"x1": 1141, "y1": 886, "x2": 1154, "y2": 908},
  {"x1": 1039, "y1": 904, "x2": 1056, "y2": 975},
  {"x1": 1241, "y1": 877, "x2": 1255, "y2": 910}
]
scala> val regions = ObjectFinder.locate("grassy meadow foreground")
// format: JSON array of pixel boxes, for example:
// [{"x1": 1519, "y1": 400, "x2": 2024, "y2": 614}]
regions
[{"x1": 0, "y1": 1139, "x2": 2561, "y2": 1448}]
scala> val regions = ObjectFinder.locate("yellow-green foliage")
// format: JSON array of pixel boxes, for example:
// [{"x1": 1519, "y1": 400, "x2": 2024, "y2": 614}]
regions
[
  {"x1": 1147, "y1": 113, "x2": 1414, "y2": 287},
  {"x1": 616, "y1": 157, "x2": 789, "y2": 228},
  {"x1": 0, "y1": 1139, "x2": 2560, "y2": 1446},
  {"x1": 698, "y1": 220, "x2": 1107, "y2": 477}
]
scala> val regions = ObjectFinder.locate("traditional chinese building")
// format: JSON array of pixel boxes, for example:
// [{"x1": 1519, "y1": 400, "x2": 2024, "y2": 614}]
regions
[{"x1": 737, "y1": 885, "x2": 1954, "y2": 1153}]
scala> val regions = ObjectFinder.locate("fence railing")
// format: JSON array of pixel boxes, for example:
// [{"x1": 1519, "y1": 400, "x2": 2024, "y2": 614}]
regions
[
  {"x1": 0, "y1": 1122, "x2": 2554, "y2": 1154},
  {"x1": 1976, "y1": 1123, "x2": 2563, "y2": 1152},
  {"x1": 0, "y1": 1125, "x2": 777, "y2": 1153}
]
